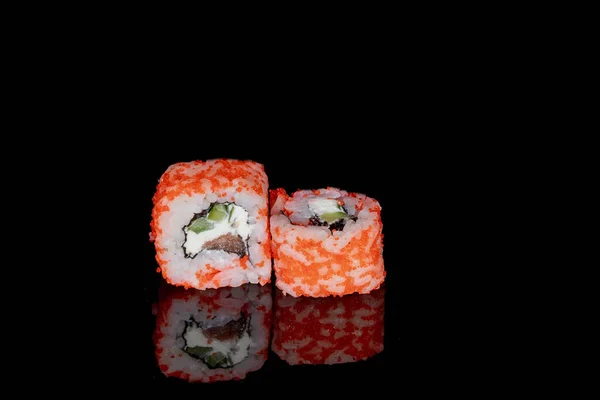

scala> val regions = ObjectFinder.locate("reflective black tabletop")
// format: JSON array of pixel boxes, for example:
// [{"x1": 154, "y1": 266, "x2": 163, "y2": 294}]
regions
[
  {"x1": 146, "y1": 277, "x2": 392, "y2": 385},
  {"x1": 143, "y1": 235, "x2": 402, "y2": 386}
]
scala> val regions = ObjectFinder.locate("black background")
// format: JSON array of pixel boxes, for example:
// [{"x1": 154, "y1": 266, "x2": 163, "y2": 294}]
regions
[{"x1": 138, "y1": 146, "x2": 443, "y2": 388}]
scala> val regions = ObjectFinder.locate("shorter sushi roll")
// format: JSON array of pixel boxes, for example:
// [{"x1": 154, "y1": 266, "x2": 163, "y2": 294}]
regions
[
  {"x1": 271, "y1": 286, "x2": 384, "y2": 365},
  {"x1": 153, "y1": 282, "x2": 272, "y2": 382},
  {"x1": 270, "y1": 187, "x2": 385, "y2": 297}
]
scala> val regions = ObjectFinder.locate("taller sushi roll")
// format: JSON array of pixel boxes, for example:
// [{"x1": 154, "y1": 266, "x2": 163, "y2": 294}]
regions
[
  {"x1": 151, "y1": 159, "x2": 271, "y2": 290},
  {"x1": 270, "y1": 187, "x2": 385, "y2": 297},
  {"x1": 153, "y1": 282, "x2": 272, "y2": 382}
]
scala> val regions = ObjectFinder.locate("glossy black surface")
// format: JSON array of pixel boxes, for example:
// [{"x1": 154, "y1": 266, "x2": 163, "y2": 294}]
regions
[{"x1": 142, "y1": 153, "x2": 403, "y2": 386}]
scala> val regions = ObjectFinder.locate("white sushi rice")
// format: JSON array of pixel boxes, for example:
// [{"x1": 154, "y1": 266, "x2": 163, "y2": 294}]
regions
[{"x1": 155, "y1": 189, "x2": 269, "y2": 288}]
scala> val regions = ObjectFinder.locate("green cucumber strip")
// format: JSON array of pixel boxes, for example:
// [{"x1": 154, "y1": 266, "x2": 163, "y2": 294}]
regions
[
  {"x1": 185, "y1": 346, "x2": 212, "y2": 357},
  {"x1": 321, "y1": 211, "x2": 347, "y2": 223},
  {"x1": 217, "y1": 358, "x2": 230, "y2": 368},
  {"x1": 208, "y1": 204, "x2": 228, "y2": 221},
  {"x1": 188, "y1": 218, "x2": 213, "y2": 233},
  {"x1": 228, "y1": 204, "x2": 234, "y2": 223},
  {"x1": 205, "y1": 351, "x2": 228, "y2": 368}
]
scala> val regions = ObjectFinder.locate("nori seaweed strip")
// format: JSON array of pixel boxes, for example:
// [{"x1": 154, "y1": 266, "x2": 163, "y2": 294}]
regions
[{"x1": 182, "y1": 209, "x2": 210, "y2": 258}]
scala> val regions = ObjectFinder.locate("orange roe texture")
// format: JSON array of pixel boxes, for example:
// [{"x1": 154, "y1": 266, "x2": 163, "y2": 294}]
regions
[
  {"x1": 270, "y1": 188, "x2": 385, "y2": 297},
  {"x1": 272, "y1": 287, "x2": 384, "y2": 365}
]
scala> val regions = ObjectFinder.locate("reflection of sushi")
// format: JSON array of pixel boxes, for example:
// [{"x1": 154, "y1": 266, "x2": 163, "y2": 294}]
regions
[
  {"x1": 271, "y1": 287, "x2": 384, "y2": 365},
  {"x1": 270, "y1": 187, "x2": 384, "y2": 297},
  {"x1": 153, "y1": 282, "x2": 272, "y2": 382}
]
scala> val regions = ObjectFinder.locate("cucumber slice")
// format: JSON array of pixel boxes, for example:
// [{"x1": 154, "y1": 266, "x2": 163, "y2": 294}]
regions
[
  {"x1": 321, "y1": 211, "x2": 347, "y2": 223},
  {"x1": 208, "y1": 204, "x2": 228, "y2": 221},
  {"x1": 185, "y1": 346, "x2": 212, "y2": 357},
  {"x1": 228, "y1": 204, "x2": 234, "y2": 223},
  {"x1": 188, "y1": 218, "x2": 213, "y2": 233},
  {"x1": 205, "y1": 351, "x2": 229, "y2": 368}
]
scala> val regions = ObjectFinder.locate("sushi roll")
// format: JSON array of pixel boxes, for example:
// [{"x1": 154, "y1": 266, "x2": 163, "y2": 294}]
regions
[
  {"x1": 270, "y1": 187, "x2": 384, "y2": 297},
  {"x1": 151, "y1": 159, "x2": 271, "y2": 290},
  {"x1": 153, "y1": 282, "x2": 272, "y2": 382},
  {"x1": 271, "y1": 286, "x2": 384, "y2": 365}
]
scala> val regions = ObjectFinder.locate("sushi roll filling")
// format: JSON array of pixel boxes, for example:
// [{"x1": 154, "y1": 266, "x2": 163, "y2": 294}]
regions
[
  {"x1": 182, "y1": 202, "x2": 251, "y2": 258},
  {"x1": 182, "y1": 313, "x2": 251, "y2": 369},
  {"x1": 307, "y1": 198, "x2": 357, "y2": 231}
]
